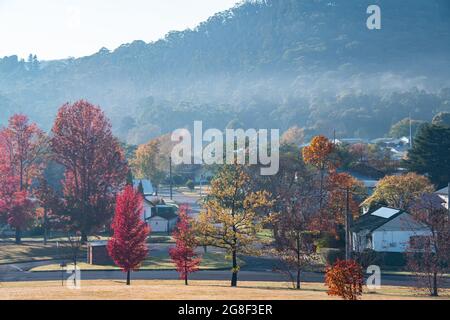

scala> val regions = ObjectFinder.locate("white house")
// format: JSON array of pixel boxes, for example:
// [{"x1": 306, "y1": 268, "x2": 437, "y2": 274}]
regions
[
  {"x1": 352, "y1": 207, "x2": 431, "y2": 253},
  {"x1": 435, "y1": 186, "x2": 449, "y2": 210},
  {"x1": 146, "y1": 205, "x2": 178, "y2": 233}
]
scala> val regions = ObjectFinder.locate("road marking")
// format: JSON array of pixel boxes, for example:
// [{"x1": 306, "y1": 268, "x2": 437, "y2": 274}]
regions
[{"x1": 10, "y1": 265, "x2": 24, "y2": 272}]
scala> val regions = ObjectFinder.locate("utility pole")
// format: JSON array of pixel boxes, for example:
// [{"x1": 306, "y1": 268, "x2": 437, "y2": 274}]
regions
[
  {"x1": 169, "y1": 156, "x2": 173, "y2": 200},
  {"x1": 448, "y1": 182, "x2": 450, "y2": 219},
  {"x1": 409, "y1": 113, "x2": 413, "y2": 149},
  {"x1": 345, "y1": 187, "x2": 351, "y2": 260}
]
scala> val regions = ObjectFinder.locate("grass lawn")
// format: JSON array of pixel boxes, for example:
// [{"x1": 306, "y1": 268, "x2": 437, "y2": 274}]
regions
[
  {"x1": 0, "y1": 234, "x2": 176, "y2": 265},
  {"x1": 148, "y1": 233, "x2": 174, "y2": 243},
  {"x1": 257, "y1": 229, "x2": 274, "y2": 242},
  {"x1": 0, "y1": 242, "x2": 83, "y2": 264},
  {"x1": 30, "y1": 252, "x2": 235, "y2": 271},
  {"x1": 0, "y1": 280, "x2": 448, "y2": 300}
]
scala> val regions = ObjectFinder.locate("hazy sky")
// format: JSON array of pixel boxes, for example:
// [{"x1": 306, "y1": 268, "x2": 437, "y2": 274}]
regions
[{"x1": 0, "y1": 0, "x2": 240, "y2": 60}]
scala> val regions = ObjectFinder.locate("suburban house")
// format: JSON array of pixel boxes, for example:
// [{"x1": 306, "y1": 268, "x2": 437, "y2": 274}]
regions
[
  {"x1": 133, "y1": 179, "x2": 154, "y2": 197},
  {"x1": 146, "y1": 205, "x2": 178, "y2": 233},
  {"x1": 352, "y1": 206, "x2": 431, "y2": 253},
  {"x1": 435, "y1": 186, "x2": 449, "y2": 210}
]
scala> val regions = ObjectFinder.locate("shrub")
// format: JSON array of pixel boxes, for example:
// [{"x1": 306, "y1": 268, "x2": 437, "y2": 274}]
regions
[
  {"x1": 316, "y1": 233, "x2": 343, "y2": 249},
  {"x1": 320, "y1": 248, "x2": 345, "y2": 265},
  {"x1": 382, "y1": 252, "x2": 406, "y2": 267},
  {"x1": 186, "y1": 180, "x2": 195, "y2": 190},
  {"x1": 325, "y1": 259, "x2": 364, "y2": 300},
  {"x1": 352, "y1": 249, "x2": 382, "y2": 269}
]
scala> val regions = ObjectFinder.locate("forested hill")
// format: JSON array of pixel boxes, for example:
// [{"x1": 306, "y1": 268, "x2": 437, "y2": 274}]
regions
[{"x1": 1, "y1": 0, "x2": 450, "y2": 143}]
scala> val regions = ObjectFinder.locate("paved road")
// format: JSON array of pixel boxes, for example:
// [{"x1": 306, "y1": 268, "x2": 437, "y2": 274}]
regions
[
  {"x1": 159, "y1": 187, "x2": 202, "y2": 218},
  {"x1": 1, "y1": 267, "x2": 440, "y2": 288}
]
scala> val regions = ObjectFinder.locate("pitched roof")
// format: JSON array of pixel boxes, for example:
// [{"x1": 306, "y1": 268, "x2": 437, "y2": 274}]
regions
[
  {"x1": 352, "y1": 207, "x2": 406, "y2": 233},
  {"x1": 149, "y1": 211, "x2": 178, "y2": 221},
  {"x1": 133, "y1": 179, "x2": 154, "y2": 195},
  {"x1": 435, "y1": 186, "x2": 449, "y2": 196},
  {"x1": 148, "y1": 205, "x2": 178, "y2": 221}
]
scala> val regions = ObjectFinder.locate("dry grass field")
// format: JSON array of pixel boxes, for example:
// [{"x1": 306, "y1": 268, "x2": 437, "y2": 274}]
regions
[{"x1": 0, "y1": 280, "x2": 449, "y2": 300}]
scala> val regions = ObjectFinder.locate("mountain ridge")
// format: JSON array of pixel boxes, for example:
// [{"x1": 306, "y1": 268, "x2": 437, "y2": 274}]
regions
[{"x1": 1, "y1": 0, "x2": 449, "y2": 143}]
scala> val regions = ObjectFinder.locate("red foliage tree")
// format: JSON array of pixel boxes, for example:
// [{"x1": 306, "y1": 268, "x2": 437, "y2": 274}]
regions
[
  {"x1": 169, "y1": 205, "x2": 201, "y2": 285},
  {"x1": 0, "y1": 114, "x2": 46, "y2": 242},
  {"x1": 325, "y1": 259, "x2": 364, "y2": 300},
  {"x1": 0, "y1": 176, "x2": 34, "y2": 239},
  {"x1": 0, "y1": 114, "x2": 47, "y2": 190},
  {"x1": 107, "y1": 186, "x2": 150, "y2": 285},
  {"x1": 51, "y1": 100, "x2": 128, "y2": 241}
]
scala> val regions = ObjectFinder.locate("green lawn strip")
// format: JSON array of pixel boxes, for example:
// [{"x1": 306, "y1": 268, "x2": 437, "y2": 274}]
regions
[
  {"x1": 379, "y1": 270, "x2": 450, "y2": 278},
  {"x1": 257, "y1": 229, "x2": 274, "y2": 242},
  {"x1": 0, "y1": 235, "x2": 110, "y2": 243},
  {"x1": 0, "y1": 242, "x2": 86, "y2": 265},
  {"x1": 29, "y1": 252, "x2": 239, "y2": 272}
]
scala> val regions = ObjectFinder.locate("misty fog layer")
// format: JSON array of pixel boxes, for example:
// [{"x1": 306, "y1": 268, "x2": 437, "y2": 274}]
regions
[{"x1": 0, "y1": 0, "x2": 449, "y2": 143}]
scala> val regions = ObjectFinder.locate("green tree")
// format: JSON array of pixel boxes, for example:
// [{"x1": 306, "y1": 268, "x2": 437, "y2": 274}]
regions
[
  {"x1": 362, "y1": 173, "x2": 434, "y2": 210},
  {"x1": 432, "y1": 112, "x2": 450, "y2": 128},
  {"x1": 388, "y1": 118, "x2": 425, "y2": 139},
  {"x1": 131, "y1": 139, "x2": 165, "y2": 195},
  {"x1": 186, "y1": 180, "x2": 195, "y2": 191},
  {"x1": 405, "y1": 124, "x2": 450, "y2": 187}
]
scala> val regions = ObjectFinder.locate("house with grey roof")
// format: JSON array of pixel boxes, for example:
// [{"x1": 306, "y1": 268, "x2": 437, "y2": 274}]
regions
[
  {"x1": 435, "y1": 186, "x2": 449, "y2": 210},
  {"x1": 133, "y1": 179, "x2": 154, "y2": 197},
  {"x1": 352, "y1": 206, "x2": 431, "y2": 253},
  {"x1": 146, "y1": 205, "x2": 178, "y2": 233}
]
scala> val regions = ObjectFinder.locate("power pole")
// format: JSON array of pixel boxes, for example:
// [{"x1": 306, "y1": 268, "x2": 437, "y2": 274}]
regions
[
  {"x1": 409, "y1": 113, "x2": 413, "y2": 149},
  {"x1": 169, "y1": 156, "x2": 173, "y2": 200},
  {"x1": 345, "y1": 187, "x2": 351, "y2": 260}
]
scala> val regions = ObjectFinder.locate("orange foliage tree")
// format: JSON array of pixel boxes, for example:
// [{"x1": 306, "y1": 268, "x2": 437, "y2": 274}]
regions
[
  {"x1": 325, "y1": 259, "x2": 364, "y2": 300},
  {"x1": 302, "y1": 136, "x2": 336, "y2": 209},
  {"x1": 321, "y1": 172, "x2": 363, "y2": 233}
]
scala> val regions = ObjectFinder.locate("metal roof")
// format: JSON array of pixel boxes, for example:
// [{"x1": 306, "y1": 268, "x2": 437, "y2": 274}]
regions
[{"x1": 352, "y1": 206, "x2": 406, "y2": 233}]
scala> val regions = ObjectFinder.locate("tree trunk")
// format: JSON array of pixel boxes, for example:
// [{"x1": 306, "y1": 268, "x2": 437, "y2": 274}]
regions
[
  {"x1": 73, "y1": 258, "x2": 78, "y2": 287},
  {"x1": 432, "y1": 272, "x2": 438, "y2": 296},
  {"x1": 43, "y1": 210, "x2": 48, "y2": 245},
  {"x1": 15, "y1": 228, "x2": 21, "y2": 244},
  {"x1": 231, "y1": 250, "x2": 238, "y2": 287},
  {"x1": 296, "y1": 269, "x2": 301, "y2": 290},
  {"x1": 81, "y1": 232, "x2": 88, "y2": 244},
  {"x1": 126, "y1": 270, "x2": 131, "y2": 286},
  {"x1": 185, "y1": 273, "x2": 188, "y2": 286}
]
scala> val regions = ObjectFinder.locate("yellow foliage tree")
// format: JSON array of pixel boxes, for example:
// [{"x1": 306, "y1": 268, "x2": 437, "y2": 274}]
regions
[
  {"x1": 196, "y1": 164, "x2": 272, "y2": 287},
  {"x1": 362, "y1": 173, "x2": 434, "y2": 210},
  {"x1": 131, "y1": 139, "x2": 165, "y2": 195}
]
